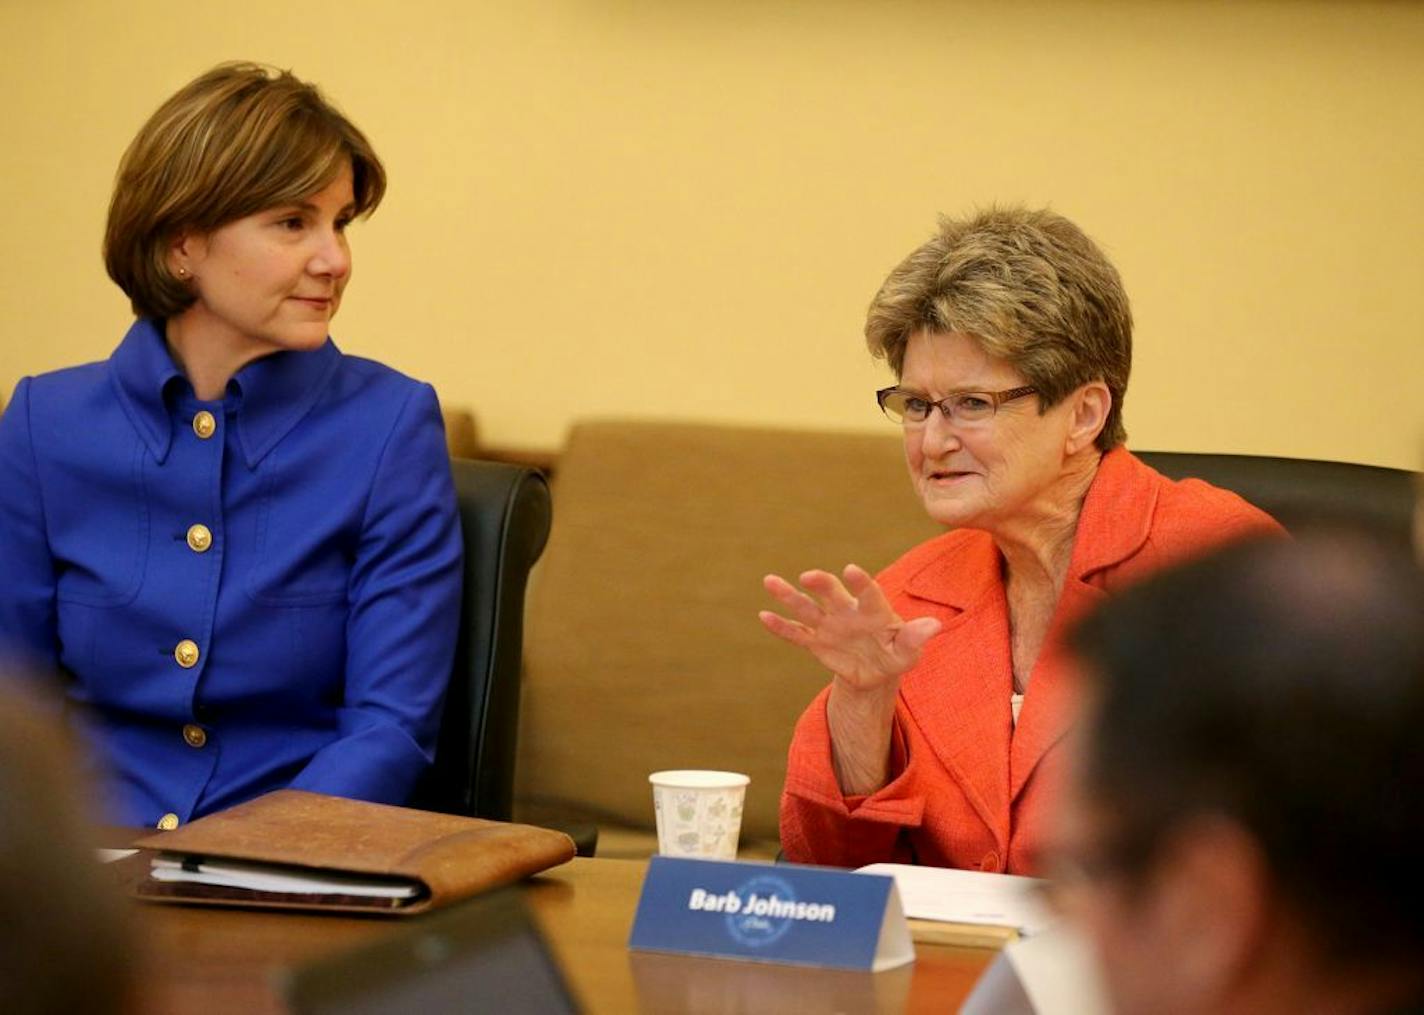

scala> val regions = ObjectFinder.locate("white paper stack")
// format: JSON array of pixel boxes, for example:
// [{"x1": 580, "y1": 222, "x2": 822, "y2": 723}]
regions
[
  {"x1": 857, "y1": 862, "x2": 1055, "y2": 937},
  {"x1": 149, "y1": 855, "x2": 421, "y2": 899}
]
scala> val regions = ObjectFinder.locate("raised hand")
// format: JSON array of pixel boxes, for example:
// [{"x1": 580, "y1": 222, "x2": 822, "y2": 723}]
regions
[{"x1": 759, "y1": 563, "x2": 942, "y2": 695}]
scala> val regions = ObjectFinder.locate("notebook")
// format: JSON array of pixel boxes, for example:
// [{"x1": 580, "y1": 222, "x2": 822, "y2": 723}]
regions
[{"x1": 131, "y1": 789, "x2": 576, "y2": 916}]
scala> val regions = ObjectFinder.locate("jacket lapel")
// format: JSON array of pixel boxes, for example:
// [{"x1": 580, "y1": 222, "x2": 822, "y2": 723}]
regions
[
  {"x1": 1008, "y1": 579, "x2": 1102, "y2": 800},
  {"x1": 1009, "y1": 449, "x2": 1161, "y2": 801},
  {"x1": 898, "y1": 534, "x2": 1014, "y2": 852}
]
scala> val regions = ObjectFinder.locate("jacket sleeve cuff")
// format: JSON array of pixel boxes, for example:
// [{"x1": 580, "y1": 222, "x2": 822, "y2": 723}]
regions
[{"x1": 783, "y1": 687, "x2": 924, "y2": 828}]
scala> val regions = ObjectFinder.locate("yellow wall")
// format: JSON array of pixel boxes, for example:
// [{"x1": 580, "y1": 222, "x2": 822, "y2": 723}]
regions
[{"x1": 2, "y1": 0, "x2": 1421, "y2": 468}]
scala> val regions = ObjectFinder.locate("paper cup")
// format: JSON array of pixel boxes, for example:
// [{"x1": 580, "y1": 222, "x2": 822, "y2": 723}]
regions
[{"x1": 648, "y1": 770, "x2": 749, "y2": 860}]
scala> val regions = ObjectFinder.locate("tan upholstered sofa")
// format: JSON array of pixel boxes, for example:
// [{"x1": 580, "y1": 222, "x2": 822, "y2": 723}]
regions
[
  {"x1": 510, "y1": 420, "x2": 940, "y2": 858},
  {"x1": 452, "y1": 414, "x2": 1417, "y2": 860}
]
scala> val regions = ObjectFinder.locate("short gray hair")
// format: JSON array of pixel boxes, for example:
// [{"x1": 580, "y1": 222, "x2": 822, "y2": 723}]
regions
[{"x1": 865, "y1": 207, "x2": 1133, "y2": 450}]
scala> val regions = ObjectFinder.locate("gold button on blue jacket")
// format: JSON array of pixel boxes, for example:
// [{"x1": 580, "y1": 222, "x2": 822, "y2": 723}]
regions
[{"x1": 0, "y1": 319, "x2": 463, "y2": 827}]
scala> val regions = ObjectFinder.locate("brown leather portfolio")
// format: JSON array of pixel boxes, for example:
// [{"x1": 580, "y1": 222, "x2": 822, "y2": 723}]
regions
[{"x1": 131, "y1": 789, "x2": 576, "y2": 916}]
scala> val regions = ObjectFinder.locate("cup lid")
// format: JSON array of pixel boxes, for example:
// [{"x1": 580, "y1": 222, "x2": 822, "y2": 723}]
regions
[{"x1": 648, "y1": 769, "x2": 750, "y2": 788}]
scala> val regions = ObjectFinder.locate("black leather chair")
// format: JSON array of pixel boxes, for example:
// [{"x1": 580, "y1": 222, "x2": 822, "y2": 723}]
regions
[
  {"x1": 1136, "y1": 451, "x2": 1418, "y2": 548},
  {"x1": 412, "y1": 458, "x2": 552, "y2": 821}
]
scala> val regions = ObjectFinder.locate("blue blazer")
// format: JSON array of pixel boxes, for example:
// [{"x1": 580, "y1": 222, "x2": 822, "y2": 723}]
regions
[{"x1": 0, "y1": 319, "x2": 463, "y2": 827}]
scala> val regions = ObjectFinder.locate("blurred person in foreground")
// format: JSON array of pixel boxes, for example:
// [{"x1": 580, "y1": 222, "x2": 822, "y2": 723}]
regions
[
  {"x1": 1055, "y1": 535, "x2": 1424, "y2": 1015},
  {"x1": 0, "y1": 64, "x2": 462, "y2": 831},
  {"x1": 761, "y1": 208, "x2": 1283, "y2": 872},
  {"x1": 0, "y1": 686, "x2": 136, "y2": 1014}
]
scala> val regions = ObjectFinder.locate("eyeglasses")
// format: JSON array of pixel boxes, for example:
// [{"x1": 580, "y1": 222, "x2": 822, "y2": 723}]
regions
[{"x1": 875, "y1": 385, "x2": 1038, "y2": 426}]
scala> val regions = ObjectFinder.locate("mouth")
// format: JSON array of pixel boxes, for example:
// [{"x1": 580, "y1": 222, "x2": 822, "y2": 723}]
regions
[
  {"x1": 925, "y1": 469, "x2": 977, "y2": 485},
  {"x1": 291, "y1": 296, "x2": 334, "y2": 311}
]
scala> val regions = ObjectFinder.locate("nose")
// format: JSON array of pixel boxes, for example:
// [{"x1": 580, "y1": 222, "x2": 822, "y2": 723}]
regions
[
  {"x1": 309, "y1": 226, "x2": 351, "y2": 281},
  {"x1": 918, "y1": 406, "x2": 963, "y2": 457}
]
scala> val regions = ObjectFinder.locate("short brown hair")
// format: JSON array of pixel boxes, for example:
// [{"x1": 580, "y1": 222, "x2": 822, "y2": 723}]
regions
[
  {"x1": 865, "y1": 207, "x2": 1133, "y2": 450},
  {"x1": 104, "y1": 62, "x2": 386, "y2": 319}
]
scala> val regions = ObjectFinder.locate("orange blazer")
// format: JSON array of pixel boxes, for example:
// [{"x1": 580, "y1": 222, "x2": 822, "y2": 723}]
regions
[{"x1": 780, "y1": 449, "x2": 1285, "y2": 874}]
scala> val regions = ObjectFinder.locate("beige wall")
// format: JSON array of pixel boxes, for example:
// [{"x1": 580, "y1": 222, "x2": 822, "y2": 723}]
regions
[{"x1": 2, "y1": 0, "x2": 1420, "y2": 468}]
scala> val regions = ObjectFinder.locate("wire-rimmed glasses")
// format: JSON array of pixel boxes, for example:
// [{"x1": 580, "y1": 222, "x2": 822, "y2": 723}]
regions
[{"x1": 875, "y1": 385, "x2": 1038, "y2": 426}]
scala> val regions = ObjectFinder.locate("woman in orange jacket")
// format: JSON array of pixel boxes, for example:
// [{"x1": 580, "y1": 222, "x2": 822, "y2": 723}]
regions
[{"x1": 761, "y1": 208, "x2": 1283, "y2": 874}]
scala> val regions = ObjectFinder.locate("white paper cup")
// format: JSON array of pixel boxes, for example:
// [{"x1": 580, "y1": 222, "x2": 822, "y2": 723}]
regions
[{"x1": 648, "y1": 770, "x2": 749, "y2": 860}]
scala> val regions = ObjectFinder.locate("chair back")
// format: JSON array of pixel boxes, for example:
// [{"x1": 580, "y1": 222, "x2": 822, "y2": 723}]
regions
[
  {"x1": 1136, "y1": 451, "x2": 1417, "y2": 548},
  {"x1": 415, "y1": 458, "x2": 552, "y2": 820}
]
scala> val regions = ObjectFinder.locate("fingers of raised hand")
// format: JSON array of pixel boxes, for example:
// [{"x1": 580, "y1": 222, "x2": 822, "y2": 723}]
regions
[
  {"x1": 757, "y1": 609, "x2": 814, "y2": 648},
  {"x1": 895, "y1": 615, "x2": 943, "y2": 656},
  {"x1": 841, "y1": 563, "x2": 895, "y2": 615},
  {"x1": 762, "y1": 573, "x2": 826, "y2": 627},
  {"x1": 798, "y1": 569, "x2": 858, "y2": 611},
  {"x1": 841, "y1": 563, "x2": 875, "y2": 594}
]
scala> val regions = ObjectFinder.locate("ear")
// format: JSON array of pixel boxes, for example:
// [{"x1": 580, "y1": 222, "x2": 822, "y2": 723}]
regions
[
  {"x1": 166, "y1": 230, "x2": 205, "y2": 278},
  {"x1": 1150, "y1": 819, "x2": 1271, "y2": 1008},
  {"x1": 1064, "y1": 381, "x2": 1111, "y2": 455}
]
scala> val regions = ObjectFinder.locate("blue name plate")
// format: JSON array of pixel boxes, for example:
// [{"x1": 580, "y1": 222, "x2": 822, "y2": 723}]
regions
[{"x1": 628, "y1": 856, "x2": 914, "y2": 971}]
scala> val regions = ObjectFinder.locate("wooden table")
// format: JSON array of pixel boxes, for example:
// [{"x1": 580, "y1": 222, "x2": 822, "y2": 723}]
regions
[{"x1": 126, "y1": 856, "x2": 993, "y2": 1013}]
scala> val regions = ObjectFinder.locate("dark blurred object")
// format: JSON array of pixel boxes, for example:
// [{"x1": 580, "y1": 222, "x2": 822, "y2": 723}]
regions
[
  {"x1": 0, "y1": 687, "x2": 136, "y2": 1014},
  {"x1": 282, "y1": 886, "x2": 579, "y2": 1014},
  {"x1": 413, "y1": 460, "x2": 551, "y2": 823},
  {"x1": 1061, "y1": 535, "x2": 1424, "y2": 1015},
  {"x1": 1137, "y1": 451, "x2": 1417, "y2": 547}
]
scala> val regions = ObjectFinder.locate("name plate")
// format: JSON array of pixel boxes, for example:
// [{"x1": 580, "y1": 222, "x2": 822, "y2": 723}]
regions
[{"x1": 628, "y1": 856, "x2": 914, "y2": 971}]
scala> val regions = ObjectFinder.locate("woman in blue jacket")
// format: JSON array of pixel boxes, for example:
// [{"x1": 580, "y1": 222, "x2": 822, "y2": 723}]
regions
[{"x1": 0, "y1": 63, "x2": 463, "y2": 830}]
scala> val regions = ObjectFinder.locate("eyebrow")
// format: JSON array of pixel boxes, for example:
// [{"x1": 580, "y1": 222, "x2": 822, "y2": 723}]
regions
[
  {"x1": 894, "y1": 385, "x2": 992, "y2": 397},
  {"x1": 276, "y1": 201, "x2": 358, "y2": 217}
]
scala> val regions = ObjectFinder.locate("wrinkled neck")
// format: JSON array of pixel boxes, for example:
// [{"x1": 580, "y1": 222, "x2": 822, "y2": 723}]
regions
[{"x1": 992, "y1": 449, "x2": 1101, "y2": 593}]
